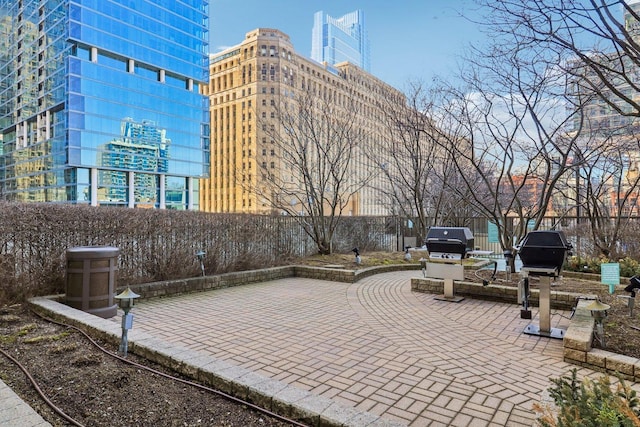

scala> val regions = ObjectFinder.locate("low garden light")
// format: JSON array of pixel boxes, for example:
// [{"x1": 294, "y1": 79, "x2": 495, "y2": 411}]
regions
[
  {"x1": 196, "y1": 250, "x2": 206, "y2": 276},
  {"x1": 352, "y1": 247, "x2": 361, "y2": 265},
  {"x1": 420, "y1": 257, "x2": 427, "y2": 278},
  {"x1": 586, "y1": 299, "x2": 610, "y2": 348},
  {"x1": 115, "y1": 287, "x2": 140, "y2": 357}
]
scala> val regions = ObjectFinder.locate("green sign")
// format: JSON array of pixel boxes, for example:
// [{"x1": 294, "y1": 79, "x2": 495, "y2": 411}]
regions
[
  {"x1": 601, "y1": 263, "x2": 620, "y2": 294},
  {"x1": 488, "y1": 221, "x2": 499, "y2": 243}
]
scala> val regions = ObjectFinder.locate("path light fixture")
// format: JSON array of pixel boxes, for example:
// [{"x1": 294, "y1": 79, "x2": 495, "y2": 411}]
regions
[
  {"x1": 352, "y1": 248, "x2": 361, "y2": 265},
  {"x1": 196, "y1": 250, "x2": 206, "y2": 276},
  {"x1": 115, "y1": 287, "x2": 140, "y2": 357},
  {"x1": 586, "y1": 299, "x2": 610, "y2": 348},
  {"x1": 404, "y1": 246, "x2": 412, "y2": 261},
  {"x1": 420, "y1": 258, "x2": 427, "y2": 278}
]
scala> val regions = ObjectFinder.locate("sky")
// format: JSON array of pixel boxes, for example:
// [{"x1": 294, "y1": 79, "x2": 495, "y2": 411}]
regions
[{"x1": 208, "y1": 0, "x2": 485, "y2": 91}]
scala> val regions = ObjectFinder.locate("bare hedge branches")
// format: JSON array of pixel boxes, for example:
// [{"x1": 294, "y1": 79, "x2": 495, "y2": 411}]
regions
[{"x1": 0, "y1": 203, "x2": 395, "y2": 304}]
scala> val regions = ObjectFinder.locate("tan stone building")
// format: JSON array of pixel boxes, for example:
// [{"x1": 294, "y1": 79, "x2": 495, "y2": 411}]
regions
[{"x1": 200, "y1": 28, "x2": 405, "y2": 215}]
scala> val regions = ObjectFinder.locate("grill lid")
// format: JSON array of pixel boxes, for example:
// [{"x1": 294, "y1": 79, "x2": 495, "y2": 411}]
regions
[
  {"x1": 517, "y1": 230, "x2": 572, "y2": 275},
  {"x1": 425, "y1": 227, "x2": 474, "y2": 260}
]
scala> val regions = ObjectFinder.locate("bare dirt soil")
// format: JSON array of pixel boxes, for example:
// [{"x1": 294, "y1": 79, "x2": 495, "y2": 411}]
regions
[
  {"x1": 0, "y1": 305, "x2": 295, "y2": 426},
  {"x1": 1, "y1": 251, "x2": 637, "y2": 426}
]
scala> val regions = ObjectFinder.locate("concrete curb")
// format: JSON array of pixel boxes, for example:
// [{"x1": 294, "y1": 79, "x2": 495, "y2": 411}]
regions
[{"x1": 0, "y1": 380, "x2": 51, "y2": 427}]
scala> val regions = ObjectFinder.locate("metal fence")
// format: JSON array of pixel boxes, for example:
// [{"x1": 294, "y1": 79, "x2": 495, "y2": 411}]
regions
[
  {"x1": 0, "y1": 203, "x2": 399, "y2": 300},
  {"x1": 0, "y1": 201, "x2": 636, "y2": 303}
]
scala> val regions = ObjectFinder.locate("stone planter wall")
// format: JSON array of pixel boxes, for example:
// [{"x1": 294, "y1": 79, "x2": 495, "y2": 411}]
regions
[
  {"x1": 122, "y1": 264, "x2": 421, "y2": 301},
  {"x1": 563, "y1": 298, "x2": 640, "y2": 381},
  {"x1": 410, "y1": 277, "x2": 577, "y2": 310}
]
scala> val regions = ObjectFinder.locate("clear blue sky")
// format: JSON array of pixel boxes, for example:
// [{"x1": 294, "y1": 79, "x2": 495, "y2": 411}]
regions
[{"x1": 209, "y1": 0, "x2": 484, "y2": 91}]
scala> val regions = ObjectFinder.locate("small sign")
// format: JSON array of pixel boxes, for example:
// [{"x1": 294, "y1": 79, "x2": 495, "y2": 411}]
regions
[
  {"x1": 488, "y1": 221, "x2": 499, "y2": 243},
  {"x1": 601, "y1": 263, "x2": 620, "y2": 294}
]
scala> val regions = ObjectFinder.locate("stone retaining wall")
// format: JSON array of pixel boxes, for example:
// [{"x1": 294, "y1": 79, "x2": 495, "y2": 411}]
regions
[
  {"x1": 410, "y1": 277, "x2": 577, "y2": 310},
  {"x1": 123, "y1": 264, "x2": 421, "y2": 301},
  {"x1": 563, "y1": 298, "x2": 640, "y2": 381}
]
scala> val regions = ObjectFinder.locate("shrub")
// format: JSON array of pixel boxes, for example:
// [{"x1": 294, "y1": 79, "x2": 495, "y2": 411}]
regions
[
  {"x1": 619, "y1": 257, "x2": 640, "y2": 278},
  {"x1": 565, "y1": 256, "x2": 640, "y2": 278},
  {"x1": 0, "y1": 202, "x2": 398, "y2": 304},
  {"x1": 534, "y1": 368, "x2": 640, "y2": 426}
]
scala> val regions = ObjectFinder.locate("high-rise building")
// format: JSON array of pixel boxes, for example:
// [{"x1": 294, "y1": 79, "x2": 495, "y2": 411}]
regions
[
  {"x1": 311, "y1": 10, "x2": 370, "y2": 72},
  {"x1": 201, "y1": 28, "x2": 403, "y2": 215},
  {"x1": 561, "y1": 2, "x2": 640, "y2": 217},
  {"x1": 568, "y1": 1, "x2": 640, "y2": 135},
  {"x1": 0, "y1": 0, "x2": 210, "y2": 209}
]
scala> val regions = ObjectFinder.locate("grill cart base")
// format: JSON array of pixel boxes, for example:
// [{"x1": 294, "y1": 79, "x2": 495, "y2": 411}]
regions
[
  {"x1": 426, "y1": 262, "x2": 465, "y2": 303},
  {"x1": 523, "y1": 323, "x2": 566, "y2": 339},
  {"x1": 521, "y1": 267, "x2": 566, "y2": 340}
]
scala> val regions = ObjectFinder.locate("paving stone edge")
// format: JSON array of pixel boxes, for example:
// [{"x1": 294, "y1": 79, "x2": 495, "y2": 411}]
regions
[{"x1": 27, "y1": 296, "x2": 406, "y2": 427}]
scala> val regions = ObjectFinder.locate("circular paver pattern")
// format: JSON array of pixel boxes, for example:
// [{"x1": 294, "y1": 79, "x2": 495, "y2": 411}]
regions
[{"x1": 127, "y1": 270, "x2": 598, "y2": 426}]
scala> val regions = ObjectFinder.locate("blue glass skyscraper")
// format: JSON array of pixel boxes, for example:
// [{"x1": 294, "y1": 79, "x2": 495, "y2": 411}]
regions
[
  {"x1": 0, "y1": 0, "x2": 210, "y2": 209},
  {"x1": 311, "y1": 10, "x2": 370, "y2": 72}
]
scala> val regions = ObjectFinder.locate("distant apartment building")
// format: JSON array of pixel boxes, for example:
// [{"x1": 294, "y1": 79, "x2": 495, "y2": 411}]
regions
[
  {"x1": 201, "y1": 28, "x2": 403, "y2": 215},
  {"x1": 0, "y1": 0, "x2": 210, "y2": 209},
  {"x1": 561, "y1": 2, "x2": 640, "y2": 217},
  {"x1": 311, "y1": 10, "x2": 370, "y2": 72}
]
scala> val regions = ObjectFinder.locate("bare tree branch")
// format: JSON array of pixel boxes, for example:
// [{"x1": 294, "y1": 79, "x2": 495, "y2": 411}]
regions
[{"x1": 251, "y1": 87, "x2": 373, "y2": 254}]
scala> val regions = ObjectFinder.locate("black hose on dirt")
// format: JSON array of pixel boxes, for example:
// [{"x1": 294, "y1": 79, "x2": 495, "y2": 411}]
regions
[
  {"x1": 10, "y1": 309, "x2": 309, "y2": 427},
  {"x1": 0, "y1": 346, "x2": 85, "y2": 427}
]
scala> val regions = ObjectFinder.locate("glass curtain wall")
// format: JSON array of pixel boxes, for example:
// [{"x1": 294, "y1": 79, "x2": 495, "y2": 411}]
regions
[{"x1": 0, "y1": 0, "x2": 210, "y2": 209}]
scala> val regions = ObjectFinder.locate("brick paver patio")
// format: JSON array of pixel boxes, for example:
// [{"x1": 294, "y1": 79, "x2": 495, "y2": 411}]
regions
[{"x1": 123, "y1": 270, "x2": 601, "y2": 426}]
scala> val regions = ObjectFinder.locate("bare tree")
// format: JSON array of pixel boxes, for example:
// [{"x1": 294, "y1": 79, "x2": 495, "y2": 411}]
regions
[
  {"x1": 434, "y1": 33, "x2": 596, "y2": 270},
  {"x1": 575, "y1": 137, "x2": 640, "y2": 258},
  {"x1": 478, "y1": 0, "x2": 640, "y2": 119},
  {"x1": 372, "y1": 81, "x2": 473, "y2": 244},
  {"x1": 253, "y1": 87, "x2": 372, "y2": 255},
  {"x1": 474, "y1": 0, "x2": 640, "y2": 260}
]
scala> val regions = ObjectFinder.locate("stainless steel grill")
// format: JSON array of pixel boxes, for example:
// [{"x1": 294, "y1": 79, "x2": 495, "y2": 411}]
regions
[{"x1": 425, "y1": 227, "x2": 474, "y2": 261}]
